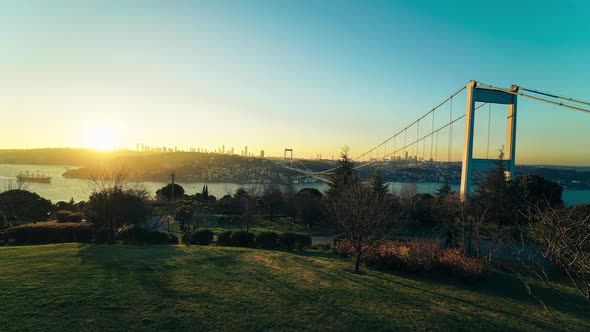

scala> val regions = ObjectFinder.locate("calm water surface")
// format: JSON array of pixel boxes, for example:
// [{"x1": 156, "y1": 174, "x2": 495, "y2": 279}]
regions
[{"x1": 0, "y1": 164, "x2": 588, "y2": 206}]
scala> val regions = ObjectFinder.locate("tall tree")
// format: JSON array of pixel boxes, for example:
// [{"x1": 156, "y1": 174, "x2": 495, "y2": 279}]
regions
[
  {"x1": 261, "y1": 184, "x2": 284, "y2": 221},
  {"x1": 436, "y1": 178, "x2": 454, "y2": 198},
  {"x1": 86, "y1": 172, "x2": 151, "y2": 244},
  {"x1": 327, "y1": 146, "x2": 356, "y2": 198},
  {"x1": 156, "y1": 183, "x2": 185, "y2": 201},
  {"x1": 369, "y1": 169, "x2": 388, "y2": 195}
]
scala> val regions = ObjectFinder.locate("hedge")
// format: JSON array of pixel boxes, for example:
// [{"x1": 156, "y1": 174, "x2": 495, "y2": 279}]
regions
[
  {"x1": 5, "y1": 222, "x2": 93, "y2": 244},
  {"x1": 279, "y1": 233, "x2": 312, "y2": 251},
  {"x1": 190, "y1": 229, "x2": 214, "y2": 245},
  {"x1": 256, "y1": 232, "x2": 279, "y2": 249}
]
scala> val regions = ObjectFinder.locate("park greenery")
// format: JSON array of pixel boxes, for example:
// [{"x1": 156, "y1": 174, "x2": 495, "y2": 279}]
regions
[{"x1": 0, "y1": 148, "x2": 589, "y2": 329}]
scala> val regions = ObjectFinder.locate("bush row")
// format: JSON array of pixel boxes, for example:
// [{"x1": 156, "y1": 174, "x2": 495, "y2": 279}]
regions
[
  {"x1": 335, "y1": 239, "x2": 489, "y2": 281},
  {"x1": 210, "y1": 230, "x2": 312, "y2": 250},
  {"x1": 5, "y1": 222, "x2": 93, "y2": 244},
  {"x1": 55, "y1": 210, "x2": 84, "y2": 223},
  {"x1": 117, "y1": 228, "x2": 178, "y2": 245}
]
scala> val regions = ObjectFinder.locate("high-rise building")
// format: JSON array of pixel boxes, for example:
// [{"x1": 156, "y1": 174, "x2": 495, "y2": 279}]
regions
[
  {"x1": 244, "y1": 146, "x2": 248, "y2": 157},
  {"x1": 222, "y1": 145, "x2": 225, "y2": 154},
  {"x1": 260, "y1": 150, "x2": 264, "y2": 158},
  {"x1": 136, "y1": 143, "x2": 140, "y2": 151}
]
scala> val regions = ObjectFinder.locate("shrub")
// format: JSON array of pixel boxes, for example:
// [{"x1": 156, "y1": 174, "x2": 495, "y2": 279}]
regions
[
  {"x1": 191, "y1": 229, "x2": 214, "y2": 245},
  {"x1": 280, "y1": 233, "x2": 312, "y2": 251},
  {"x1": 438, "y1": 248, "x2": 488, "y2": 281},
  {"x1": 5, "y1": 222, "x2": 93, "y2": 244},
  {"x1": 55, "y1": 210, "x2": 72, "y2": 223},
  {"x1": 294, "y1": 234, "x2": 312, "y2": 249},
  {"x1": 117, "y1": 227, "x2": 149, "y2": 245},
  {"x1": 65, "y1": 212, "x2": 84, "y2": 223},
  {"x1": 335, "y1": 240, "x2": 489, "y2": 281},
  {"x1": 117, "y1": 228, "x2": 172, "y2": 245},
  {"x1": 56, "y1": 210, "x2": 84, "y2": 223},
  {"x1": 144, "y1": 230, "x2": 171, "y2": 245},
  {"x1": 93, "y1": 228, "x2": 110, "y2": 244},
  {"x1": 256, "y1": 232, "x2": 279, "y2": 249},
  {"x1": 230, "y1": 231, "x2": 255, "y2": 247},
  {"x1": 217, "y1": 231, "x2": 233, "y2": 246}
]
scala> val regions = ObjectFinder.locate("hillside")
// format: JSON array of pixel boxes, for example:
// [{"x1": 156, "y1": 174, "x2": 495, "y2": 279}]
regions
[{"x1": 1, "y1": 244, "x2": 588, "y2": 331}]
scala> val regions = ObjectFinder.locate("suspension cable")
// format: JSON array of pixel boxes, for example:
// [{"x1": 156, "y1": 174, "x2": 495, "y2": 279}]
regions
[
  {"x1": 352, "y1": 85, "x2": 467, "y2": 161},
  {"x1": 476, "y1": 82, "x2": 590, "y2": 114},
  {"x1": 519, "y1": 86, "x2": 590, "y2": 107}
]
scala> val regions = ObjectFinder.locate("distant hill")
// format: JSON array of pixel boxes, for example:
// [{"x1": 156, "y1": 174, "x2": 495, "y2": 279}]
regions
[{"x1": 0, "y1": 148, "x2": 295, "y2": 183}]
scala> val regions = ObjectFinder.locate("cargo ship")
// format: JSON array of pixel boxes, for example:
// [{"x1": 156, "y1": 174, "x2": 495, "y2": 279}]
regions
[{"x1": 16, "y1": 171, "x2": 52, "y2": 183}]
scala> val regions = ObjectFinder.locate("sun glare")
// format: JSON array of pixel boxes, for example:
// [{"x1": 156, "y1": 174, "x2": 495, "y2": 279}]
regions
[{"x1": 84, "y1": 123, "x2": 121, "y2": 150}]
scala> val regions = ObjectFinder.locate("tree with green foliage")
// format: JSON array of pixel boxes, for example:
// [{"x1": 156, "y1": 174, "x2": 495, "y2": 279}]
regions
[
  {"x1": 294, "y1": 188, "x2": 325, "y2": 230},
  {"x1": 435, "y1": 178, "x2": 454, "y2": 198},
  {"x1": 0, "y1": 189, "x2": 51, "y2": 222},
  {"x1": 327, "y1": 146, "x2": 356, "y2": 198},
  {"x1": 261, "y1": 184, "x2": 284, "y2": 221},
  {"x1": 369, "y1": 169, "x2": 388, "y2": 196},
  {"x1": 86, "y1": 173, "x2": 152, "y2": 244},
  {"x1": 201, "y1": 185, "x2": 209, "y2": 203},
  {"x1": 507, "y1": 174, "x2": 563, "y2": 217},
  {"x1": 156, "y1": 183, "x2": 185, "y2": 201},
  {"x1": 473, "y1": 149, "x2": 516, "y2": 226}
]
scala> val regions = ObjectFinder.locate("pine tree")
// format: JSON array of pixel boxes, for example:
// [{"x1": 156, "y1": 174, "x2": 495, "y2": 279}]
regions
[
  {"x1": 369, "y1": 169, "x2": 388, "y2": 195},
  {"x1": 435, "y1": 178, "x2": 453, "y2": 198},
  {"x1": 327, "y1": 147, "x2": 356, "y2": 198},
  {"x1": 201, "y1": 185, "x2": 209, "y2": 202}
]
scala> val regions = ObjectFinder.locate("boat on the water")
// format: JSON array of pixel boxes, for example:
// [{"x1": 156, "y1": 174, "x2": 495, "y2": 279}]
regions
[{"x1": 16, "y1": 171, "x2": 51, "y2": 183}]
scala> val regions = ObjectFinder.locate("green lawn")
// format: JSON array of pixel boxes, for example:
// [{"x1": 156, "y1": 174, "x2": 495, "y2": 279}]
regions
[
  {"x1": 1, "y1": 244, "x2": 588, "y2": 331},
  {"x1": 169, "y1": 215, "x2": 333, "y2": 236}
]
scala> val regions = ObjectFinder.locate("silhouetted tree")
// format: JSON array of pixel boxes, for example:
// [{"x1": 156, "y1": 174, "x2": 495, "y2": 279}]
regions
[
  {"x1": 327, "y1": 146, "x2": 356, "y2": 198},
  {"x1": 369, "y1": 169, "x2": 388, "y2": 196},
  {"x1": 295, "y1": 188, "x2": 325, "y2": 230},
  {"x1": 435, "y1": 178, "x2": 454, "y2": 198},
  {"x1": 85, "y1": 172, "x2": 151, "y2": 244},
  {"x1": 261, "y1": 184, "x2": 284, "y2": 221},
  {"x1": 156, "y1": 183, "x2": 185, "y2": 201},
  {"x1": 507, "y1": 174, "x2": 563, "y2": 222},
  {"x1": 0, "y1": 189, "x2": 51, "y2": 221}
]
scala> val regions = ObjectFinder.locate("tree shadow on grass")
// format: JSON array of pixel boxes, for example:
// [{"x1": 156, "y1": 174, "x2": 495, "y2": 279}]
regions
[{"x1": 280, "y1": 250, "x2": 580, "y2": 330}]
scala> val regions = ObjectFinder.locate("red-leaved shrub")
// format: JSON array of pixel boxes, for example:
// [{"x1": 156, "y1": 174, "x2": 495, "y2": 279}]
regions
[{"x1": 334, "y1": 239, "x2": 488, "y2": 281}]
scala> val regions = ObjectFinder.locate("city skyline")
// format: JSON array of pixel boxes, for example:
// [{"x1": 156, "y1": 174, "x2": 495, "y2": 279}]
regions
[{"x1": 1, "y1": 1, "x2": 589, "y2": 165}]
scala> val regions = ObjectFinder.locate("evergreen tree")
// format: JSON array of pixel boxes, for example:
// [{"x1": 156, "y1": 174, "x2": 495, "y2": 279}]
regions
[
  {"x1": 369, "y1": 169, "x2": 388, "y2": 195},
  {"x1": 435, "y1": 178, "x2": 453, "y2": 198},
  {"x1": 327, "y1": 147, "x2": 356, "y2": 198},
  {"x1": 201, "y1": 185, "x2": 209, "y2": 202}
]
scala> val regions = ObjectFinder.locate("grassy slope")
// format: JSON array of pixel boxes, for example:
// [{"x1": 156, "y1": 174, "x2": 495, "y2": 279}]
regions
[{"x1": 1, "y1": 244, "x2": 588, "y2": 331}]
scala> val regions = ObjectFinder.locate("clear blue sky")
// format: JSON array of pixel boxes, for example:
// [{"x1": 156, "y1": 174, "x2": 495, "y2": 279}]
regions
[{"x1": 1, "y1": 0, "x2": 588, "y2": 164}]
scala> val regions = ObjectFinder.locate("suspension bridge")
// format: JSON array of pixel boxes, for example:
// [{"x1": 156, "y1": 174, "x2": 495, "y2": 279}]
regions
[{"x1": 283, "y1": 80, "x2": 590, "y2": 197}]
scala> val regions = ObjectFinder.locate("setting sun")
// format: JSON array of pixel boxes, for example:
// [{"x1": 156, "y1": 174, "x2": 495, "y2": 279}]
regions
[{"x1": 84, "y1": 124, "x2": 120, "y2": 150}]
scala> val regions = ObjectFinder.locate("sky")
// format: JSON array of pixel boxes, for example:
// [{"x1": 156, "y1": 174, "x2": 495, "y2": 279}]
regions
[{"x1": 0, "y1": 0, "x2": 589, "y2": 165}]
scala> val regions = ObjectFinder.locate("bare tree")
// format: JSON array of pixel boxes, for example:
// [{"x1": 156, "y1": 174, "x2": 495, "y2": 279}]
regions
[
  {"x1": 507, "y1": 204, "x2": 590, "y2": 328},
  {"x1": 328, "y1": 182, "x2": 402, "y2": 273}
]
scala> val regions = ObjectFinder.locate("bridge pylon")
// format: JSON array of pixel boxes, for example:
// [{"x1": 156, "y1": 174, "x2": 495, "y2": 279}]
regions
[{"x1": 460, "y1": 80, "x2": 518, "y2": 198}]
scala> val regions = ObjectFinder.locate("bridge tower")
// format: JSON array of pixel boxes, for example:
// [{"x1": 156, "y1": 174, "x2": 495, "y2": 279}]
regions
[
  {"x1": 284, "y1": 148, "x2": 293, "y2": 166},
  {"x1": 460, "y1": 80, "x2": 518, "y2": 198}
]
